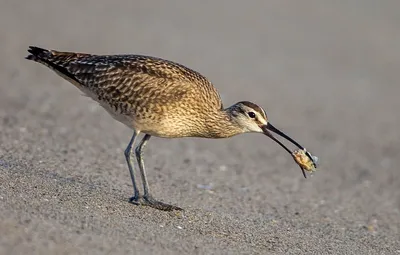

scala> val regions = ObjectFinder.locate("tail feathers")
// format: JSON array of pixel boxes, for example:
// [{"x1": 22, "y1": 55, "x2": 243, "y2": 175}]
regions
[
  {"x1": 25, "y1": 46, "x2": 82, "y2": 86},
  {"x1": 26, "y1": 46, "x2": 51, "y2": 61}
]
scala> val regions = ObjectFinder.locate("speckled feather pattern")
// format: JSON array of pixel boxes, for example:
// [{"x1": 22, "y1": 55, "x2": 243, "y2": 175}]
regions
[
  {"x1": 26, "y1": 46, "x2": 318, "y2": 199},
  {"x1": 26, "y1": 47, "x2": 246, "y2": 138}
]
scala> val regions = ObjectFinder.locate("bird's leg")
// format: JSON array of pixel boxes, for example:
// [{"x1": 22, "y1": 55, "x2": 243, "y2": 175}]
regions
[
  {"x1": 125, "y1": 131, "x2": 140, "y2": 204},
  {"x1": 135, "y1": 134, "x2": 182, "y2": 211},
  {"x1": 135, "y1": 134, "x2": 151, "y2": 197}
]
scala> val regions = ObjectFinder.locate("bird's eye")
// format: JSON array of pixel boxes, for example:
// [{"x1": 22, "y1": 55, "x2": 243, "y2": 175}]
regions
[{"x1": 248, "y1": 112, "x2": 256, "y2": 118}]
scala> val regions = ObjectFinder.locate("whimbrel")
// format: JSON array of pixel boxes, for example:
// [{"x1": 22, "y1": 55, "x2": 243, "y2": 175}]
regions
[{"x1": 26, "y1": 46, "x2": 317, "y2": 211}]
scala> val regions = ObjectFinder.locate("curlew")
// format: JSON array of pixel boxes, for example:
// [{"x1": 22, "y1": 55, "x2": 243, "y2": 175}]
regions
[{"x1": 26, "y1": 46, "x2": 318, "y2": 211}]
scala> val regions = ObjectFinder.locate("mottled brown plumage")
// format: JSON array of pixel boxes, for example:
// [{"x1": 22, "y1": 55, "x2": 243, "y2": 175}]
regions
[{"x1": 26, "y1": 46, "x2": 317, "y2": 211}]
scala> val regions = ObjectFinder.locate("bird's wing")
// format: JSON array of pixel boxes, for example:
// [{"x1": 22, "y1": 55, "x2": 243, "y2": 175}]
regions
[{"x1": 27, "y1": 47, "x2": 223, "y2": 112}]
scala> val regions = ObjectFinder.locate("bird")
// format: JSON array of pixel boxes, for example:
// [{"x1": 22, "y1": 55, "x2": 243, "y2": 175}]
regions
[{"x1": 25, "y1": 46, "x2": 316, "y2": 211}]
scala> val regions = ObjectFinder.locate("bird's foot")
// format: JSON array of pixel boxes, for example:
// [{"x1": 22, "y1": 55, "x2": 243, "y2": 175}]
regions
[
  {"x1": 129, "y1": 194, "x2": 141, "y2": 205},
  {"x1": 130, "y1": 195, "x2": 182, "y2": 211},
  {"x1": 142, "y1": 195, "x2": 183, "y2": 211}
]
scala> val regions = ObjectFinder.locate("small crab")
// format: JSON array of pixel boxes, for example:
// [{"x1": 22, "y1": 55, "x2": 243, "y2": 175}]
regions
[{"x1": 292, "y1": 148, "x2": 318, "y2": 177}]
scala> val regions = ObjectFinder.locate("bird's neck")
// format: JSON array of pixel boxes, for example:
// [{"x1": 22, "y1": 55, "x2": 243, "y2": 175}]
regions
[{"x1": 202, "y1": 109, "x2": 244, "y2": 139}]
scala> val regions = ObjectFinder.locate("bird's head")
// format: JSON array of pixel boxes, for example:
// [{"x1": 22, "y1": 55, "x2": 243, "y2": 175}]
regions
[{"x1": 228, "y1": 101, "x2": 308, "y2": 155}]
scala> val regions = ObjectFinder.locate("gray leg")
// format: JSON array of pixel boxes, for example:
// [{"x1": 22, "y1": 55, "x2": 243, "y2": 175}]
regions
[
  {"x1": 124, "y1": 130, "x2": 140, "y2": 203},
  {"x1": 134, "y1": 134, "x2": 183, "y2": 211},
  {"x1": 135, "y1": 134, "x2": 151, "y2": 197}
]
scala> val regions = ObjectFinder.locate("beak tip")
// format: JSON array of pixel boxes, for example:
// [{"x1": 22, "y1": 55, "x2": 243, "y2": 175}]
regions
[{"x1": 264, "y1": 123, "x2": 317, "y2": 178}]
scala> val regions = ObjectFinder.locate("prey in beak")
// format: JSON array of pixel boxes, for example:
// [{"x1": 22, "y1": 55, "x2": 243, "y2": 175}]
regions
[
  {"x1": 225, "y1": 101, "x2": 318, "y2": 177},
  {"x1": 262, "y1": 123, "x2": 318, "y2": 178}
]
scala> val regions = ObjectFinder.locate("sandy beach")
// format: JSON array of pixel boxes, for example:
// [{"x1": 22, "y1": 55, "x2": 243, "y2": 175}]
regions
[{"x1": 1, "y1": 1, "x2": 399, "y2": 254}]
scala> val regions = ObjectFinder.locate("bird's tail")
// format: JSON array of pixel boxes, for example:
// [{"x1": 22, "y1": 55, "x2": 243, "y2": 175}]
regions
[
  {"x1": 26, "y1": 46, "x2": 51, "y2": 61},
  {"x1": 26, "y1": 46, "x2": 89, "y2": 65},
  {"x1": 26, "y1": 46, "x2": 74, "y2": 70},
  {"x1": 25, "y1": 46, "x2": 89, "y2": 87}
]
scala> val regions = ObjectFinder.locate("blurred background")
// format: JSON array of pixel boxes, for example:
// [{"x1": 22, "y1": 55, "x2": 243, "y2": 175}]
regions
[{"x1": 0, "y1": 1, "x2": 399, "y2": 254}]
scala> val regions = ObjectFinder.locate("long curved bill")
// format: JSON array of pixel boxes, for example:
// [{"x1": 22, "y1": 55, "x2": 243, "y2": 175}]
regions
[{"x1": 261, "y1": 123, "x2": 317, "y2": 178}]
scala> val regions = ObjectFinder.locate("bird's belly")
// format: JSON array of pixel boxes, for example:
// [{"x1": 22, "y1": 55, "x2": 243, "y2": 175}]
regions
[
  {"x1": 135, "y1": 115, "x2": 203, "y2": 138},
  {"x1": 91, "y1": 99, "x2": 190, "y2": 137},
  {"x1": 80, "y1": 88, "x2": 135, "y2": 129},
  {"x1": 81, "y1": 88, "x2": 209, "y2": 138}
]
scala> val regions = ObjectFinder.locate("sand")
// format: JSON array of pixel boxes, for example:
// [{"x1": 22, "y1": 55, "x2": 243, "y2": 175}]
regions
[{"x1": 1, "y1": 1, "x2": 399, "y2": 254}]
